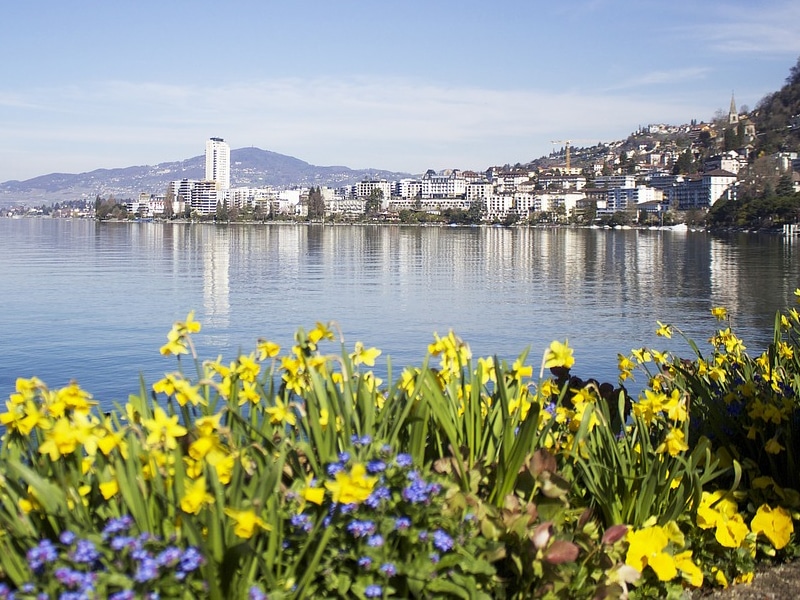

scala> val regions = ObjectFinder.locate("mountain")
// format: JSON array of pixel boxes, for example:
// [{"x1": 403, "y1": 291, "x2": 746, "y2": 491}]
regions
[{"x1": 0, "y1": 148, "x2": 413, "y2": 206}]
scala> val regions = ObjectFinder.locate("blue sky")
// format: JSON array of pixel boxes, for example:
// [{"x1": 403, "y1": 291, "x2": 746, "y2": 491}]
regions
[{"x1": 1, "y1": 0, "x2": 799, "y2": 183}]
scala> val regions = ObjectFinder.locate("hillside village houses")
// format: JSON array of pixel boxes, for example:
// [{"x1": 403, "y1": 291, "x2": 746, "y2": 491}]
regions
[{"x1": 126, "y1": 98, "x2": 799, "y2": 223}]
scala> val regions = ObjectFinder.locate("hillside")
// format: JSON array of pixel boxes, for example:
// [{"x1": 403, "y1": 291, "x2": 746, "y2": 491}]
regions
[
  {"x1": 0, "y1": 148, "x2": 412, "y2": 206},
  {"x1": 752, "y1": 57, "x2": 800, "y2": 154}
]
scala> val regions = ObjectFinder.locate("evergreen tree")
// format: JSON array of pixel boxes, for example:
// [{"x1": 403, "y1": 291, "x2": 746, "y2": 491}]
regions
[
  {"x1": 307, "y1": 187, "x2": 325, "y2": 220},
  {"x1": 163, "y1": 186, "x2": 174, "y2": 219},
  {"x1": 673, "y1": 149, "x2": 695, "y2": 175},
  {"x1": 365, "y1": 189, "x2": 383, "y2": 216}
]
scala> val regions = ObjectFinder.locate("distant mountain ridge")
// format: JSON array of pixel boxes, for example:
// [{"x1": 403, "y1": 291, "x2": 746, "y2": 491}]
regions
[{"x1": 0, "y1": 148, "x2": 413, "y2": 206}]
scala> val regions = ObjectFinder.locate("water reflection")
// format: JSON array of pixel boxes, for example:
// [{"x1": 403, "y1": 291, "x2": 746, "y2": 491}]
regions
[{"x1": 1, "y1": 220, "x2": 798, "y2": 406}]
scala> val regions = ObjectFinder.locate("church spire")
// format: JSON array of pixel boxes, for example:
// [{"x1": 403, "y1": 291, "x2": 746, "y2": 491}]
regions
[{"x1": 729, "y1": 91, "x2": 739, "y2": 125}]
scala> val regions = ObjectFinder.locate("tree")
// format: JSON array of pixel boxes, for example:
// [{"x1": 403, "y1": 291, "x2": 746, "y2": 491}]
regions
[
  {"x1": 365, "y1": 189, "x2": 383, "y2": 217},
  {"x1": 466, "y1": 201, "x2": 483, "y2": 224},
  {"x1": 163, "y1": 186, "x2": 174, "y2": 219},
  {"x1": 787, "y1": 55, "x2": 800, "y2": 86},
  {"x1": 307, "y1": 187, "x2": 325, "y2": 221},
  {"x1": 216, "y1": 200, "x2": 229, "y2": 222},
  {"x1": 776, "y1": 175, "x2": 794, "y2": 197},
  {"x1": 723, "y1": 127, "x2": 740, "y2": 152},
  {"x1": 673, "y1": 149, "x2": 695, "y2": 175}
]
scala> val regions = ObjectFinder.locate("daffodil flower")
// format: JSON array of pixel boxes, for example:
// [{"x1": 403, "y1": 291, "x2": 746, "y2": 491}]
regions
[{"x1": 224, "y1": 508, "x2": 270, "y2": 539}]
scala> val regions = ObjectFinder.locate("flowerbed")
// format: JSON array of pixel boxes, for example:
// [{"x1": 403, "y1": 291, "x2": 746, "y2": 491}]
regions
[{"x1": 2, "y1": 297, "x2": 800, "y2": 598}]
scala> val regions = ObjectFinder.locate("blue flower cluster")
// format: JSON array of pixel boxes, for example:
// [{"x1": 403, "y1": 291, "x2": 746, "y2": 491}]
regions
[
  {"x1": 402, "y1": 470, "x2": 442, "y2": 504},
  {"x1": 12, "y1": 516, "x2": 207, "y2": 598},
  {"x1": 284, "y1": 442, "x2": 473, "y2": 598}
]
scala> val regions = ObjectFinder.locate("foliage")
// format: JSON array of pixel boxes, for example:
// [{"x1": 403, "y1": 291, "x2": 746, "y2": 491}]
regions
[
  {"x1": 307, "y1": 187, "x2": 326, "y2": 221},
  {"x1": 94, "y1": 196, "x2": 129, "y2": 220},
  {"x1": 753, "y1": 54, "x2": 800, "y2": 154},
  {"x1": 708, "y1": 189, "x2": 800, "y2": 229},
  {"x1": 3, "y1": 298, "x2": 800, "y2": 597}
]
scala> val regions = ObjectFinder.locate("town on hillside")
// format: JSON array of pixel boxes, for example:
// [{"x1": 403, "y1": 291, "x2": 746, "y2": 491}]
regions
[{"x1": 7, "y1": 63, "x2": 800, "y2": 229}]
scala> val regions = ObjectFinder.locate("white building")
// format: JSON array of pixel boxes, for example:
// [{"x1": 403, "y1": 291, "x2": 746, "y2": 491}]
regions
[
  {"x1": 353, "y1": 180, "x2": 392, "y2": 206},
  {"x1": 602, "y1": 186, "x2": 664, "y2": 213},
  {"x1": 192, "y1": 180, "x2": 221, "y2": 215},
  {"x1": 393, "y1": 178, "x2": 422, "y2": 199},
  {"x1": 704, "y1": 151, "x2": 746, "y2": 175},
  {"x1": 674, "y1": 170, "x2": 737, "y2": 210},
  {"x1": 593, "y1": 175, "x2": 636, "y2": 189},
  {"x1": 205, "y1": 137, "x2": 231, "y2": 190},
  {"x1": 466, "y1": 181, "x2": 494, "y2": 203},
  {"x1": 421, "y1": 170, "x2": 467, "y2": 199},
  {"x1": 485, "y1": 195, "x2": 514, "y2": 221}
]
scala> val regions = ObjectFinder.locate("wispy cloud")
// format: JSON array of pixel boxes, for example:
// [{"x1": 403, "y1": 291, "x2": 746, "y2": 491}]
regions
[
  {"x1": 603, "y1": 67, "x2": 711, "y2": 92},
  {"x1": 682, "y1": 1, "x2": 800, "y2": 55},
  {"x1": 0, "y1": 76, "x2": 718, "y2": 178}
]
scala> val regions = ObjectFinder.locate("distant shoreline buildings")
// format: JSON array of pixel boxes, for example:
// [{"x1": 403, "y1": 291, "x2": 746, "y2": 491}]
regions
[{"x1": 121, "y1": 104, "x2": 800, "y2": 224}]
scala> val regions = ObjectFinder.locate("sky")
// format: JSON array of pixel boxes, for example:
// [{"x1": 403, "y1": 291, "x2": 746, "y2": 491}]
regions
[{"x1": 1, "y1": 0, "x2": 799, "y2": 183}]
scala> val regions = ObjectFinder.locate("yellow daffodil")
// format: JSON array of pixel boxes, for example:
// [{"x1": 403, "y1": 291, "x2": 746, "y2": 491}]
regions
[
  {"x1": 0, "y1": 400, "x2": 50, "y2": 436},
  {"x1": 711, "y1": 306, "x2": 728, "y2": 320},
  {"x1": 179, "y1": 310, "x2": 202, "y2": 334},
  {"x1": 142, "y1": 407, "x2": 187, "y2": 450},
  {"x1": 236, "y1": 353, "x2": 261, "y2": 382},
  {"x1": 266, "y1": 398, "x2": 296, "y2": 427},
  {"x1": 9, "y1": 377, "x2": 45, "y2": 405},
  {"x1": 211, "y1": 452, "x2": 236, "y2": 485},
  {"x1": 543, "y1": 340, "x2": 575, "y2": 370},
  {"x1": 360, "y1": 371, "x2": 382, "y2": 394},
  {"x1": 256, "y1": 339, "x2": 281, "y2": 361},
  {"x1": 765, "y1": 437, "x2": 785, "y2": 455},
  {"x1": 99, "y1": 479, "x2": 119, "y2": 500},
  {"x1": 173, "y1": 378, "x2": 206, "y2": 407},
  {"x1": 655, "y1": 321, "x2": 672, "y2": 338},
  {"x1": 224, "y1": 508, "x2": 270, "y2": 539},
  {"x1": 509, "y1": 357, "x2": 533, "y2": 382},
  {"x1": 398, "y1": 368, "x2": 418, "y2": 394},
  {"x1": 39, "y1": 416, "x2": 89, "y2": 460},
  {"x1": 181, "y1": 477, "x2": 215, "y2": 515},
  {"x1": 429, "y1": 331, "x2": 472, "y2": 375},
  {"x1": 324, "y1": 463, "x2": 377, "y2": 504},
  {"x1": 96, "y1": 425, "x2": 127, "y2": 458},
  {"x1": 319, "y1": 408, "x2": 330, "y2": 430},
  {"x1": 300, "y1": 476, "x2": 325, "y2": 508},
  {"x1": 55, "y1": 382, "x2": 96, "y2": 414},
  {"x1": 307, "y1": 322, "x2": 335, "y2": 348},
  {"x1": 751, "y1": 504, "x2": 794, "y2": 550},
  {"x1": 160, "y1": 327, "x2": 189, "y2": 356},
  {"x1": 281, "y1": 356, "x2": 307, "y2": 395},
  {"x1": 237, "y1": 380, "x2": 261, "y2": 406},
  {"x1": 350, "y1": 341, "x2": 382, "y2": 367},
  {"x1": 617, "y1": 354, "x2": 636, "y2": 382},
  {"x1": 656, "y1": 427, "x2": 689, "y2": 457},
  {"x1": 663, "y1": 389, "x2": 688, "y2": 423}
]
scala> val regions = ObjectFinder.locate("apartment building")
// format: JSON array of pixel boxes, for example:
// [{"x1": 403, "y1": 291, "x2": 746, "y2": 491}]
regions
[
  {"x1": 675, "y1": 170, "x2": 737, "y2": 210},
  {"x1": 593, "y1": 175, "x2": 636, "y2": 189},
  {"x1": 205, "y1": 137, "x2": 230, "y2": 190}
]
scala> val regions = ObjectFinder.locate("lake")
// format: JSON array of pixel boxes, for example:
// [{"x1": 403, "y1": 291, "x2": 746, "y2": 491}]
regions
[{"x1": 1, "y1": 218, "x2": 798, "y2": 410}]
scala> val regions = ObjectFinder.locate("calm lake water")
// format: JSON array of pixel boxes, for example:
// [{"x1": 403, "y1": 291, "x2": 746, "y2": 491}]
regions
[{"x1": 1, "y1": 218, "x2": 798, "y2": 410}]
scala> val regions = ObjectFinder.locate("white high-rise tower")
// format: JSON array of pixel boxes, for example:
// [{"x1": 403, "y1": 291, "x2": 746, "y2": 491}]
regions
[{"x1": 205, "y1": 137, "x2": 230, "y2": 190}]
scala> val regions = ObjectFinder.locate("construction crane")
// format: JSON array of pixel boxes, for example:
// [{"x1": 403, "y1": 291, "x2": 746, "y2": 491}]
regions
[{"x1": 550, "y1": 140, "x2": 572, "y2": 170}]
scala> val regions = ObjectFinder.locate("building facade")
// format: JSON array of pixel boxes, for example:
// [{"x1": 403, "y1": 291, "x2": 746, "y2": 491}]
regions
[{"x1": 205, "y1": 137, "x2": 231, "y2": 190}]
